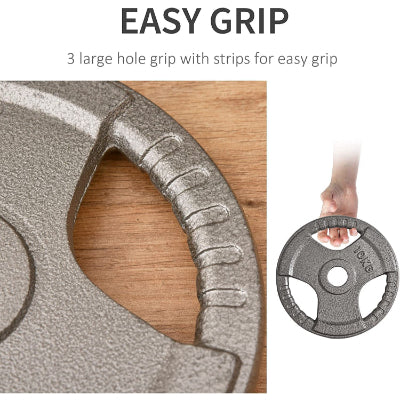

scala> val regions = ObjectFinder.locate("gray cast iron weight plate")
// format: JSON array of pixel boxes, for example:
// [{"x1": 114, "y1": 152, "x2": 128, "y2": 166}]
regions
[
  {"x1": 277, "y1": 216, "x2": 398, "y2": 338},
  {"x1": 0, "y1": 82, "x2": 264, "y2": 392}
]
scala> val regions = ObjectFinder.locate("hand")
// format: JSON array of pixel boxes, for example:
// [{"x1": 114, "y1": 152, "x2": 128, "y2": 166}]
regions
[{"x1": 317, "y1": 182, "x2": 358, "y2": 247}]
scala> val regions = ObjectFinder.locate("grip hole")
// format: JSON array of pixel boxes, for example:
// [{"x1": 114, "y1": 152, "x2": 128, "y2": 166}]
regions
[
  {"x1": 288, "y1": 277, "x2": 318, "y2": 319},
  {"x1": 312, "y1": 230, "x2": 360, "y2": 250},
  {"x1": 359, "y1": 275, "x2": 387, "y2": 318},
  {"x1": 73, "y1": 150, "x2": 199, "y2": 344}
]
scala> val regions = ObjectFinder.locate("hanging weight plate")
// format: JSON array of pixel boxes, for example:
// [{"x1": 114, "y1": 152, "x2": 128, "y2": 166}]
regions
[{"x1": 277, "y1": 215, "x2": 398, "y2": 338}]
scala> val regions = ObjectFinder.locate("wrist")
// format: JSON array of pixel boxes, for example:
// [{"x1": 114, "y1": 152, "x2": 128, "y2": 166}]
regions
[{"x1": 330, "y1": 179, "x2": 356, "y2": 192}]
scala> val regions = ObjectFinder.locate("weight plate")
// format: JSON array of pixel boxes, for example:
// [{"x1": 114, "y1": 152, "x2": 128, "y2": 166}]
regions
[
  {"x1": 0, "y1": 82, "x2": 263, "y2": 392},
  {"x1": 277, "y1": 215, "x2": 398, "y2": 338}
]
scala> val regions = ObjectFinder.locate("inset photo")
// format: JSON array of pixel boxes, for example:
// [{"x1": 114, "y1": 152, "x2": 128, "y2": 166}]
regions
[{"x1": 0, "y1": 81, "x2": 266, "y2": 393}]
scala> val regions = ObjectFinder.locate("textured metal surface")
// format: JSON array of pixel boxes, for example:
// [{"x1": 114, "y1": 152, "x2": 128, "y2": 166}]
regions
[
  {"x1": 0, "y1": 82, "x2": 263, "y2": 392},
  {"x1": 277, "y1": 216, "x2": 398, "y2": 338}
]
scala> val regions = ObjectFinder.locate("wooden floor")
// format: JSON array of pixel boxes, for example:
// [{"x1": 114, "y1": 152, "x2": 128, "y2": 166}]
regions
[{"x1": 73, "y1": 81, "x2": 266, "y2": 392}]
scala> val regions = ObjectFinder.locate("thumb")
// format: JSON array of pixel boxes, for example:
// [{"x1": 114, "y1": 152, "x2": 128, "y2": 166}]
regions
[
  {"x1": 322, "y1": 198, "x2": 337, "y2": 214},
  {"x1": 324, "y1": 199, "x2": 337, "y2": 212}
]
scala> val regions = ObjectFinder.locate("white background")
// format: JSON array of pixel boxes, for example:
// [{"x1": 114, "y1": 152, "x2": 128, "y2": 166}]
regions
[{"x1": 1, "y1": 0, "x2": 400, "y2": 398}]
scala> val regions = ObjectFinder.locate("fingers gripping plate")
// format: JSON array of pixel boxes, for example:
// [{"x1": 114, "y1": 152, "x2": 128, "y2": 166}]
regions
[{"x1": 276, "y1": 216, "x2": 398, "y2": 338}]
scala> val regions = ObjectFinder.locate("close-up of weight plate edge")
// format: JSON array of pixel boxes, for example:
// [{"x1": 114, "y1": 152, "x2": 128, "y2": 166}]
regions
[{"x1": 0, "y1": 81, "x2": 266, "y2": 392}]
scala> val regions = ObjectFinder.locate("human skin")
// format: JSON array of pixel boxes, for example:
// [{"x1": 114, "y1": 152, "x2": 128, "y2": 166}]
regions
[{"x1": 317, "y1": 142, "x2": 360, "y2": 247}]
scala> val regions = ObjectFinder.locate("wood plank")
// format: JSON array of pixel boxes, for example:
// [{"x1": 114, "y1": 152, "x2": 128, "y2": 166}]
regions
[{"x1": 73, "y1": 81, "x2": 266, "y2": 392}]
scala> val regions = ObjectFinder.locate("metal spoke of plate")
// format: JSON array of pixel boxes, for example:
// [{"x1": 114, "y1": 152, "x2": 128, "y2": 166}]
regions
[{"x1": 277, "y1": 215, "x2": 398, "y2": 338}]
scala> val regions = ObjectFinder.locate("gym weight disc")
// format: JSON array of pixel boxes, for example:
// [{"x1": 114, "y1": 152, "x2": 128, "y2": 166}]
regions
[{"x1": 277, "y1": 216, "x2": 398, "y2": 338}]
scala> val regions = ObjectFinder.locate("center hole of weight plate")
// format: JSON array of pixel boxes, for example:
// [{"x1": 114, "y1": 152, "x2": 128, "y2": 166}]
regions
[{"x1": 327, "y1": 266, "x2": 348, "y2": 286}]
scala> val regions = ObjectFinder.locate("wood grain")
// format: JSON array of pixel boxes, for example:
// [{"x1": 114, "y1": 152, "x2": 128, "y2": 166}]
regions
[{"x1": 73, "y1": 81, "x2": 266, "y2": 392}]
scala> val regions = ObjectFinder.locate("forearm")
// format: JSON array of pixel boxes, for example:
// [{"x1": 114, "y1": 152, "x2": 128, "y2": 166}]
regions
[{"x1": 330, "y1": 142, "x2": 360, "y2": 189}]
